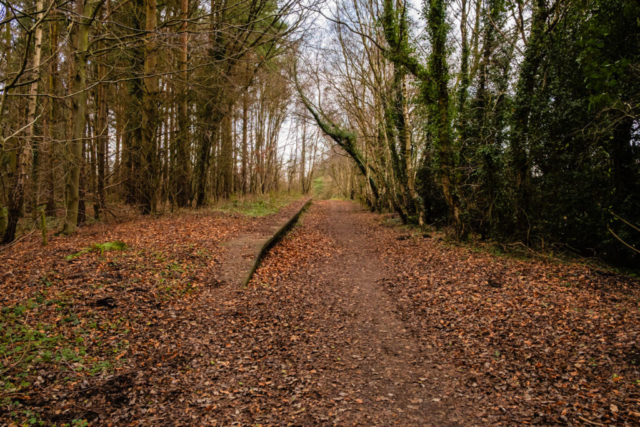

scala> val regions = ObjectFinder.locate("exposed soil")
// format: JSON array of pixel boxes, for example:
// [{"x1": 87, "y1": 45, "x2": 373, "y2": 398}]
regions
[
  {"x1": 249, "y1": 200, "x2": 640, "y2": 425},
  {"x1": 246, "y1": 199, "x2": 475, "y2": 425},
  {"x1": 219, "y1": 197, "x2": 310, "y2": 286},
  {"x1": 2, "y1": 199, "x2": 639, "y2": 426}
]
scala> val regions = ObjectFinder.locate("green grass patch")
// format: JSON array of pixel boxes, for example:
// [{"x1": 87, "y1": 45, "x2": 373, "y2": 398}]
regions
[
  {"x1": 0, "y1": 298, "x2": 129, "y2": 415},
  {"x1": 213, "y1": 193, "x2": 301, "y2": 217},
  {"x1": 65, "y1": 241, "x2": 128, "y2": 260}
]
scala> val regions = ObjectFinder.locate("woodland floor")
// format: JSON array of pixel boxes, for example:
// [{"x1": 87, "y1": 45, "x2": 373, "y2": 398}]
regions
[{"x1": 1, "y1": 199, "x2": 640, "y2": 426}]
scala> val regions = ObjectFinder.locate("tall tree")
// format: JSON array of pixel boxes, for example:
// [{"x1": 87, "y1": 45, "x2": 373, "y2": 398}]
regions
[
  {"x1": 62, "y1": 0, "x2": 101, "y2": 234},
  {"x1": 2, "y1": 0, "x2": 47, "y2": 243}
]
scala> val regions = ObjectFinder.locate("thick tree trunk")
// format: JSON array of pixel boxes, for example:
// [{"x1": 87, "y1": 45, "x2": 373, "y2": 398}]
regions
[
  {"x1": 62, "y1": 0, "x2": 98, "y2": 235},
  {"x1": 427, "y1": 0, "x2": 462, "y2": 236},
  {"x1": 194, "y1": 113, "x2": 219, "y2": 206},
  {"x1": 220, "y1": 108, "x2": 233, "y2": 198},
  {"x1": 2, "y1": 0, "x2": 44, "y2": 243},
  {"x1": 0, "y1": 10, "x2": 12, "y2": 235},
  {"x1": 511, "y1": 0, "x2": 548, "y2": 232}
]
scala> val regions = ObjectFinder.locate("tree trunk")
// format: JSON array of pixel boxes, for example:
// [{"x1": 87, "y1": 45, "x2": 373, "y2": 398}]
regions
[
  {"x1": 511, "y1": 0, "x2": 548, "y2": 232},
  {"x1": 220, "y1": 107, "x2": 233, "y2": 198},
  {"x1": 115, "y1": 93, "x2": 122, "y2": 184},
  {"x1": 397, "y1": 72, "x2": 424, "y2": 225},
  {"x1": 45, "y1": 16, "x2": 58, "y2": 217},
  {"x1": 78, "y1": 127, "x2": 87, "y2": 226},
  {"x1": 89, "y1": 110, "x2": 98, "y2": 219},
  {"x1": 95, "y1": 16, "x2": 108, "y2": 220},
  {"x1": 194, "y1": 115, "x2": 219, "y2": 206},
  {"x1": 300, "y1": 117, "x2": 307, "y2": 193},
  {"x1": 2, "y1": 0, "x2": 44, "y2": 243},
  {"x1": 241, "y1": 91, "x2": 248, "y2": 194},
  {"x1": 176, "y1": 0, "x2": 191, "y2": 207},
  {"x1": 456, "y1": 0, "x2": 470, "y2": 114},
  {"x1": 162, "y1": 92, "x2": 170, "y2": 205},
  {"x1": 428, "y1": 0, "x2": 463, "y2": 236},
  {"x1": 62, "y1": 0, "x2": 99, "y2": 235},
  {"x1": 140, "y1": 0, "x2": 159, "y2": 214}
]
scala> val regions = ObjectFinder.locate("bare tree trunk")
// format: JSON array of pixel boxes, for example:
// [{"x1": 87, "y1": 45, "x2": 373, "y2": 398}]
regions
[
  {"x1": 220, "y1": 106, "x2": 233, "y2": 198},
  {"x1": 140, "y1": 0, "x2": 159, "y2": 214},
  {"x1": 89, "y1": 110, "x2": 98, "y2": 219},
  {"x1": 169, "y1": 99, "x2": 176, "y2": 207},
  {"x1": 45, "y1": 16, "x2": 58, "y2": 217},
  {"x1": 194, "y1": 125, "x2": 213, "y2": 206},
  {"x1": 30, "y1": 0, "x2": 47, "y2": 221},
  {"x1": 2, "y1": 0, "x2": 44, "y2": 243},
  {"x1": 241, "y1": 91, "x2": 248, "y2": 194},
  {"x1": 62, "y1": 0, "x2": 99, "y2": 234},
  {"x1": 78, "y1": 125, "x2": 88, "y2": 226},
  {"x1": 162, "y1": 90, "x2": 170, "y2": 205},
  {"x1": 300, "y1": 117, "x2": 307, "y2": 193},
  {"x1": 399, "y1": 75, "x2": 424, "y2": 225},
  {"x1": 0, "y1": 10, "x2": 13, "y2": 237},
  {"x1": 95, "y1": 14, "x2": 108, "y2": 220},
  {"x1": 232, "y1": 113, "x2": 237, "y2": 194},
  {"x1": 175, "y1": 0, "x2": 191, "y2": 207},
  {"x1": 115, "y1": 91, "x2": 122, "y2": 184}
]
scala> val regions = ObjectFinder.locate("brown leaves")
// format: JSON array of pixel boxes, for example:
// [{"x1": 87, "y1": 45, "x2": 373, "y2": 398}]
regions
[
  {"x1": 3, "y1": 199, "x2": 639, "y2": 425},
  {"x1": 370, "y1": 215, "x2": 640, "y2": 425},
  {"x1": 0, "y1": 207, "x2": 255, "y2": 425}
]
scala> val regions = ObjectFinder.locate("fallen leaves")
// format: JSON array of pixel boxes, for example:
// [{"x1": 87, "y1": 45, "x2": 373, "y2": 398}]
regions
[
  {"x1": 369, "y1": 211, "x2": 640, "y2": 425},
  {"x1": 0, "y1": 202, "x2": 310, "y2": 425},
  {"x1": 2, "y1": 199, "x2": 639, "y2": 426}
]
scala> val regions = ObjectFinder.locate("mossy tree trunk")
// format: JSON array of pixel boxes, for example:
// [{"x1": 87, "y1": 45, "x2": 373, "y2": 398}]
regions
[
  {"x1": 62, "y1": 0, "x2": 100, "y2": 235},
  {"x1": 2, "y1": 0, "x2": 44, "y2": 243}
]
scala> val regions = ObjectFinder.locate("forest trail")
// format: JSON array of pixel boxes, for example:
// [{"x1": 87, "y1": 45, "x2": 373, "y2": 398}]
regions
[
  {"x1": 244, "y1": 200, "x2": 474, "y2": 425},
  {"x1": 2, "y1": 198, "x2": 638, "y2": 425},
  {"x1": 218, "y1": 198, "x2": 311, "y2": 286}
]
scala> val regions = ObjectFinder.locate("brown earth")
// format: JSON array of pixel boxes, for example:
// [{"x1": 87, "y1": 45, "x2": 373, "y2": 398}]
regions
[
  {"x1": 248, "y1": 199, "x2": 474, "y2": 425},
  {"x1": 2, "y1": 199, "x2": 639, "y2": 426},
  {"x1": 250, "y1": 200, "x2": 640, "y2": 426},
  {"x1": 219, "y1": 197, "x2": 310, "y2": 286}
]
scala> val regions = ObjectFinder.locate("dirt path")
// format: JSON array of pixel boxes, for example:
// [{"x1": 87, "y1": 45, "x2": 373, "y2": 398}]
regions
[
  {"x1": 247, "y1": 200, "x2": 473, "y2": 425},
  {"x1": 116, "y1": 199, "x2": 474, "y2": 425},
  {"x1": 219, "y1": 198, "x2": 310, "y2": 286},
  {"x1": 4, "y1": 198, "x2": 638, "y2": 425},
  {"x1": 5, "y1": 199, "x2": 473, "y2": 426}
]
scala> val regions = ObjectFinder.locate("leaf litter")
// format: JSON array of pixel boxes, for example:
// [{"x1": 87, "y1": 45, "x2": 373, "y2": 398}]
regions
[{"x1": 1, "y1": 198, "x2": 639, "y2": 426}]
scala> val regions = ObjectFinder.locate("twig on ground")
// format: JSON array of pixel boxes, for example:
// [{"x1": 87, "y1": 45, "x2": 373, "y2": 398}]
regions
[{"x1": 578, "y1": 416, "x2": 605, "y2": 426}]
